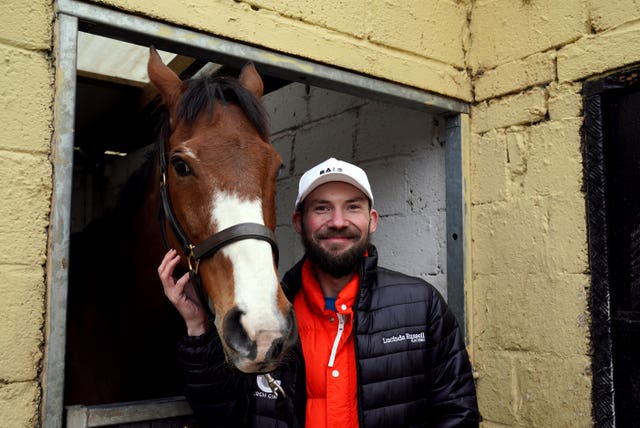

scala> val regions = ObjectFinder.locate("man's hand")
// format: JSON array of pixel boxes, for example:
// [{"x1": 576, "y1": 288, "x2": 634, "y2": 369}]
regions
[{"x1": 158, "y1": 249, "x2": 210, "y2": 336}]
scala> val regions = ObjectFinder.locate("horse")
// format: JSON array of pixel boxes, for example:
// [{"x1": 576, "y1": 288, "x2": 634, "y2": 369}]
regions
[{"x1": 64, "y1": 48, "x2": 297, "y2": 405}]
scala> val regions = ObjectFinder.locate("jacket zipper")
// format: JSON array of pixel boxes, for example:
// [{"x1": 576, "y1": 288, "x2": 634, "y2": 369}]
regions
[{"x1": 328, "y1": 313, "x2": 345, "y2": 367}]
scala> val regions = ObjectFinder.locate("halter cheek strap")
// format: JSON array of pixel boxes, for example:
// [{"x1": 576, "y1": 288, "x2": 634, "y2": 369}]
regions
[
  {"x1": 156, "y1": 138, "x2": 279, "y2": 310},
  {"x1": 158, "y1": 169, "x2": 279, "y2": 271},
  {"x1": 193, "y1": 223, "x2": 279, "y2": 265}
]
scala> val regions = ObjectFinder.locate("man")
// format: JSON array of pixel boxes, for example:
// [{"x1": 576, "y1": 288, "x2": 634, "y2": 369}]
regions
[{"x1": 158, "y1": 158, "x2": 479, "y2": 427}]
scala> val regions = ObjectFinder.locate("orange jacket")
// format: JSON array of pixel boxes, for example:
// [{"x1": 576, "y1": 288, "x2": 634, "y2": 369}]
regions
[{"x1": 293, "y1": 259, "x2": 359, "y2": 428}]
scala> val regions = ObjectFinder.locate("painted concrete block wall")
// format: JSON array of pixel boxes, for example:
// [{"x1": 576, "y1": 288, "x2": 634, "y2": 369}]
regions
[
  {"x1": 18, "y1": 0, "x2": 640, "y2": 425},
  {"x1": 468, "y1": 1, "x2": 640, "y2": 426},
  {"x1": 91, "y1": 0, "x2": 473, "y2": 101},
  {"x1": 0, "y1": 0, "x2": 53, "y2": 426},
  {"x1": 263, "y1": 84, "x2": 449, "y2": 296},
  {"x1": 471, "y1": 0, "x2": 640, "y2": 100}
]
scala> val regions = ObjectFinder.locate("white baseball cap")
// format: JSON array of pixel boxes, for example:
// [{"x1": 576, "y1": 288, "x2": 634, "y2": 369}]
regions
[{"x1": 295, "y1": 158, "x2": 374, "y2": 207}]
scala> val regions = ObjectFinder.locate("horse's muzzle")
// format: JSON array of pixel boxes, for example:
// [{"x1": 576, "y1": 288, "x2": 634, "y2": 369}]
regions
[{"x1": 221, "y1": 306, "x2": 297, "y2": 373}]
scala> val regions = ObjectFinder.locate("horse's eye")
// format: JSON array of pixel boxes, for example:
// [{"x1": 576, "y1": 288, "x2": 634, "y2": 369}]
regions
[{"x1": 171, "y1": 157, "x2": 192, "y2": 177}]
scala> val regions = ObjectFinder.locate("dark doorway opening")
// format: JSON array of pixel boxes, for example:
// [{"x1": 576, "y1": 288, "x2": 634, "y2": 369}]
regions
[{"x1": 584, "y1": 66, "x2": 640, "y2": 427}]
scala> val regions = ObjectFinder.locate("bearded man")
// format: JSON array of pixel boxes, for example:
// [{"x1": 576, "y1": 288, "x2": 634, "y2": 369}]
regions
[{"x1": 159, "y1": 158, "x2": 479, "y2": 428}]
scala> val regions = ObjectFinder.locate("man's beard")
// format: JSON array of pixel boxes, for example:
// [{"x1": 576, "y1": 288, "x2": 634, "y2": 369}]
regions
[{"x1": 301, "y1": 224, "x2": 370, "y2": 278}]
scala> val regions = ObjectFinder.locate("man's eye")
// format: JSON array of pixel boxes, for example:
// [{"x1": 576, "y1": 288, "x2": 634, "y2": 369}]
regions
[{"x1": 171, "y1": 157, "x2": 192, "y2": 177}]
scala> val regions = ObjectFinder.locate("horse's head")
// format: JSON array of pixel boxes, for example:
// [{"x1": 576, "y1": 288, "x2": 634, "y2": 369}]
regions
[{"x1": 148, "y1": 48, "x2": 296, "y2": 373}]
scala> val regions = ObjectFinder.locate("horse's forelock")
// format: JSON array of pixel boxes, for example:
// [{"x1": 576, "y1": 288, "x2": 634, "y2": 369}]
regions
[{"x1": 176, "y1": 76, "x2": 270, "y2": 141}]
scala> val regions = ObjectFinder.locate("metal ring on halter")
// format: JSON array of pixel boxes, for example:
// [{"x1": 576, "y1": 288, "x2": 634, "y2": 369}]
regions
[{"x1": 187, "y1": 245, "x2": 200, "y2": 274}]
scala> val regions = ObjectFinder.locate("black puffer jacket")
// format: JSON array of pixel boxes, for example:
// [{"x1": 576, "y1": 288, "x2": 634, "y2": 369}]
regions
[{"x1": 178, "y1": 246, "x2": 479, "y2": 427}]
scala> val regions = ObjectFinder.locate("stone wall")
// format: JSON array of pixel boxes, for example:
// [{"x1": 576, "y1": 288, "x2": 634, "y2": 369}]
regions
[
  {"x1": 468, "y1": 1, "x2": 640, "y2": 426},
  {"x1": 0, "y1": 0, "x2": 53, "y2": 426},
  {"x1": 91, "y1": 0, "x2": 473, "y2": 101},
  {"x1": 6, "y1": 0, "x2": 640, "y2": 426}
]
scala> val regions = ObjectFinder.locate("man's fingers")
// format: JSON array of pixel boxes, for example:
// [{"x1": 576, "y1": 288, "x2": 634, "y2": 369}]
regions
[
  {"x1": 158, "y1": 249, "x2": 176, "y2": 272},
  {"x1": 174, "y1": 272, "x2": 191, "y2": 292},
  {"x1": 176, "y1": 273, "x2": 203, "y2": 306},
  {"x1": 157, "y1": 250, "x2": 207, "y2": 330},
  {"x1": 158, "y1": 249, "x2": 180, "y2": 281}
]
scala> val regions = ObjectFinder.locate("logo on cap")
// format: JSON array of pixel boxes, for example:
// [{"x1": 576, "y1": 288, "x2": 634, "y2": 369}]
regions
[
  {"x1": 319, "y1": 167, "x2": 343, "y2": 175},
  {"x1": 295, "y1": 157, "x2": 374, "y2": 207}
]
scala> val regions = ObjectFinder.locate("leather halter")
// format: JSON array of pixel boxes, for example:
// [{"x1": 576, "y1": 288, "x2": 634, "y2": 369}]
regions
[{"x1": 157, "y1": 136, "x2": 279, "y2": 279}]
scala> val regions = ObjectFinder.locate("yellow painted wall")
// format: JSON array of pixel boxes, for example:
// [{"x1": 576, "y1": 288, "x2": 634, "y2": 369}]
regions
[
  {"x1": 90, "y1": 0, "x2": 473, "y2": 101},
  {"x1": 469, "y1": 1, "x2": 640, "y2": 426},
  {"x1": 0, "y1": 0, "x2": 53, "y2": 426},
  {"x1": 4, "y1": 0, "x2": 640, "y2": 426}
]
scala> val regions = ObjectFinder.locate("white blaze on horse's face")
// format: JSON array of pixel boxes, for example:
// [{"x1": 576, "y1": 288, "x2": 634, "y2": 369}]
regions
[{"x1": 210, "y1": 189, "x2": 284, "y2": 369}]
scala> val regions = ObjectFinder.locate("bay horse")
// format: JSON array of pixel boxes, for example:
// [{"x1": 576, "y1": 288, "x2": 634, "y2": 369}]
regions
[{"x1": 65, "y1": 48, "x2": 296, "y2": 405}]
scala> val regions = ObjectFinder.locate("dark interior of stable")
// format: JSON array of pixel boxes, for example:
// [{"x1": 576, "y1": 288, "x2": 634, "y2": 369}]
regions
[{"x1": 66, "y1": 41, "x2": 291, "y2": 408}]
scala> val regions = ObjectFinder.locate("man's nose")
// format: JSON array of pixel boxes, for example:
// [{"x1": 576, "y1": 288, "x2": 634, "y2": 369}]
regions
[{"x1": 328, "y1": 209, "x2": 348, "y2": 228}]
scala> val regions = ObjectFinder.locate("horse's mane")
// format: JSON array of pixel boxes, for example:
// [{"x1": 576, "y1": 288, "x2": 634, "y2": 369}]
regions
[
  {"x1": 171, "y1": 74, "x2": 270, "y2": 141},
  {"x1": 79, "y1": 73, "x2": 270, "y2": 238}
]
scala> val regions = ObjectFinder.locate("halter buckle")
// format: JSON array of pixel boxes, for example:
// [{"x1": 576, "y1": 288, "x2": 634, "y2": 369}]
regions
[{"x1": 187, "y1": 245, "x2": 200, "y2": 274}]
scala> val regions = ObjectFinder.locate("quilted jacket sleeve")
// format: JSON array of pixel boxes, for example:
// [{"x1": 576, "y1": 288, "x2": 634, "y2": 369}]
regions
[
  {"x1": 177, "y1": 326, "x2": 253, "y2": 427},
  {"x1": 425, "y1": 289, "x2": 479, "y2": 427}
]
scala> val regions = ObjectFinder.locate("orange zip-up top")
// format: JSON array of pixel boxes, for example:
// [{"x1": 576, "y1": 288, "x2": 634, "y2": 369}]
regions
[{"x1": 293, "y1": 259, "x2": 359, "y2": 428}]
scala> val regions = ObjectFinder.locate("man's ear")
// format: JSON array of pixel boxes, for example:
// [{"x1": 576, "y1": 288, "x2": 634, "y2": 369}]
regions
[
  {"x1": 368, "y1": 208, "x2": 379, "y2": 234},
  {"x1": 292, "y1": 211, "x2": 303, "y2": 234}
]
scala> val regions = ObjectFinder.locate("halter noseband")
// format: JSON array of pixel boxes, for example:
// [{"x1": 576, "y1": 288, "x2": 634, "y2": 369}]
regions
[{"x1": 157, "y1": 137, "x2": 279, "y2": 279}]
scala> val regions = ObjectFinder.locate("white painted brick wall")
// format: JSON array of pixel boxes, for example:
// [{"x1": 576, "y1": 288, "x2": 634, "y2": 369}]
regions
[
  {"x1": 264, "y1": 83, "x2": 448, "y2": 296},
  {"x1": 84, "y1": 82, "x2": 449, "y2": 296}
]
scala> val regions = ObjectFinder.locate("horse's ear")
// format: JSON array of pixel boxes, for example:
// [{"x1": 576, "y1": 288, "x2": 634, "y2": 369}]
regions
[
  {"x1": 238, "y1": 62, "x2": 264, "y2": 98},
  {"x1": 147, "y1": 46, "x2": 183, "y2": 110}
]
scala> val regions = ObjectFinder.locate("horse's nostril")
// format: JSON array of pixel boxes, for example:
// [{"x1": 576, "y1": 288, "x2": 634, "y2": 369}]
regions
[
  {"x1": 222, "y1": 307, "x2": 257, "y2": 359},
  {"x1": 266, "y1": 338, "x2": 284, "y2": 361}
]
